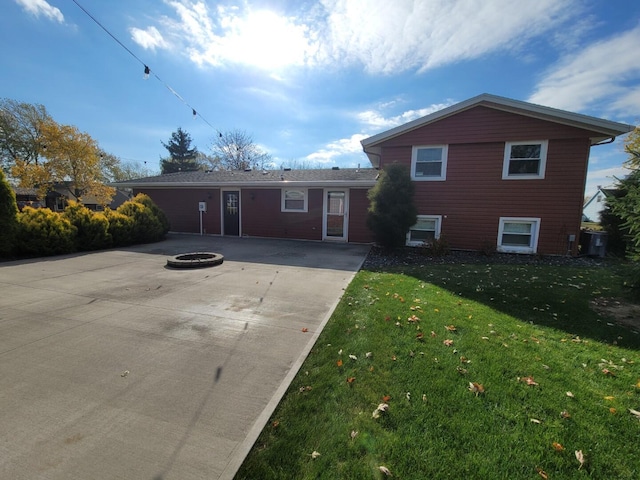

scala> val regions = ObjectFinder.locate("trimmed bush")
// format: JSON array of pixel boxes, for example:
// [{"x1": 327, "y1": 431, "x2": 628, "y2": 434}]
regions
[
  {"x1": 63, "y1": 201, "x2": 112, "y2": 251},
  {"x1": 16, "y1": 207, "x2": 77, "y2": 256},
  {"x1": 366, "y1": 164, "x2": 418, "y2": 250},
  {"x1": 102, "y1": 208, "x2": 134, "y2": 247},
  {"x1": 117, "y1": 198, "x2": 165, "y2": 244},
  {"x1": 131, "y1": 193, "x2": 170, "y2": 234},
  {"x1": 0, "y1": 170, "x2": 19, "y2": 257}
]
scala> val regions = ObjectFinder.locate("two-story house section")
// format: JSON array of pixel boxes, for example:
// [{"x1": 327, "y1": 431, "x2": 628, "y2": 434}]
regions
[{"x1": 361, "y1": 94, "x2": 635, "y2": 256}]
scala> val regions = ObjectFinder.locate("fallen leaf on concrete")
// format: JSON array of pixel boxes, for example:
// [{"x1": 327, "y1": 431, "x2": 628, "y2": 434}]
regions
[{"x1": 121, "y1": 370, "x2": 129, "y2": 377}]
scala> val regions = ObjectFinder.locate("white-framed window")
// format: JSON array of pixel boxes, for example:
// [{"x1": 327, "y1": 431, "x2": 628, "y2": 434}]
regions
[
  {"x1": 281, "y1": 188, "x2": 308, "y2": 212},
  {"x1": 497, "y1": 217, "x2": 540, "y2": 253},
  {"x1": 411, "y1": 145, "x2": 448, "y2": 181},
  {"x1": 502, "y1": 140, "x2": 548, "y2": 179},
  {"x1": 406, "y1": 215, "x2": 442, "y2": 246}
]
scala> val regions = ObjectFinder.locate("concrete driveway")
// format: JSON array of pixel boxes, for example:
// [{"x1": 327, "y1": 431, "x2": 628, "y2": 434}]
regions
[{"x1": 0, "y1": 235, "x2": 369, "y2": 480}]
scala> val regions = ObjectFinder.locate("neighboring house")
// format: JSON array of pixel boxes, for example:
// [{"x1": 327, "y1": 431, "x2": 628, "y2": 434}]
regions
[
  {"x1": 112, "y1": 168, "x2": 379, "y2": 242},
  {"x1": 12, "y1": 185, "x2": 130, "y2": 212},
  {"x1": 582, "y1": 186, "x2": 616, "y2": 223},
  {"x1": 113, "y1": 94, "x2": 634, "y2": 255},
  {"x1": 361, "y1": 93, "x2": 634, "y2": 255}
]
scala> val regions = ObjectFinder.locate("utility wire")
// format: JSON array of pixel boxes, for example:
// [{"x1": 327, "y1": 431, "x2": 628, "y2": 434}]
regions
[{"x1": 70, "y1": 0, "x2": 221, "y2": 136}]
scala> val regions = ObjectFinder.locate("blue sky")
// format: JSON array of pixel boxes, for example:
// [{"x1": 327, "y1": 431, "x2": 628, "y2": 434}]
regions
[{"x1": 2, "y1": 0, "x2": 639, "y2": 196}]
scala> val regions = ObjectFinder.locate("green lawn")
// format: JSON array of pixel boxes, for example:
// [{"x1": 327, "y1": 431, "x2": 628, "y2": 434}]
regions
[{"x1": 236, "y1": 262, "x2": 640, "y2": 479}]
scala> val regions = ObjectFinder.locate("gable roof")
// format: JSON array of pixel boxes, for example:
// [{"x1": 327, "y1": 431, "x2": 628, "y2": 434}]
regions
[
  {"x1": 361, "y1": 93, "x2": 636, "y2": 167},
  {"x1": 111, "y1": 168, "x2": 379, "y2": 189}
]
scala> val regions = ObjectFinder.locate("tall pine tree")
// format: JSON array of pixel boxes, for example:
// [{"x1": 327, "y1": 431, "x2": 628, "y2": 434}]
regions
[{"x1": 160, "y1": 127, "x2": 199, "y2": 174}]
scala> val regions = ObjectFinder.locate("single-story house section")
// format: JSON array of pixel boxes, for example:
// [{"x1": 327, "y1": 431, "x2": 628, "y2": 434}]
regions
[
  {"x1": 361, "y1": 93, "x2": 635, "y2": 255},
  {"x1": 114, "y1": 94, "x2": 635, "y2": 255},
  {"x1": 112, "y1": 168, "x2": 379, "y2": 243}
]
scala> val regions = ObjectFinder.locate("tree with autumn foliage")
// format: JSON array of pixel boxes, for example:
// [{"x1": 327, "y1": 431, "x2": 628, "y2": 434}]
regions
[{"x1": 12, "y1": 120, "x2": 115, "y2": 206}]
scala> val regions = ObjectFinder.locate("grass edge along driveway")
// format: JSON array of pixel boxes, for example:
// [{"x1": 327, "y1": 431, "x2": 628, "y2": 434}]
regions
[{"x1": 237, "y1": 263, "x2": 640, "y2": 479}]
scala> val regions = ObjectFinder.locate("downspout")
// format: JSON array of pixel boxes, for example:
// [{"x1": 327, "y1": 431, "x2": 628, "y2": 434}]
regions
[{"x1": 362, "y1": 147, "x2": 382, "y2": 170}]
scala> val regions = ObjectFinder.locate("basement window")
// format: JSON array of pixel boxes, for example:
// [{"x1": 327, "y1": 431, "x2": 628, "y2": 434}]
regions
[
  {"x1": 406, "y1": 215, "x2": 442, "y2": 246},
  {"x1": 497, "y1": 217, "x2": 540, "y2": 253}
]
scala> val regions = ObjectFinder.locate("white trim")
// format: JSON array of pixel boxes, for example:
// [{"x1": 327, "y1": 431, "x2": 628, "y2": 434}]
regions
[
  {"x1": 280, "y1": 187, "x2": 308, "y2": 212},
  {"x1": 322, "y1": 188, "x2": 349, "y2": 242},
  {"x1": 220, "y1": 188, "x2": 241, "y2": 236},
  {"x1": 411, "y1": 145, "x2": 448, "y2": 181},
  {"x1": 497, "y1": 217, "x2": 540, "y2": 253},
  {"x1": 406, "y1": 215, "x2": 442, "y2": 246},
  {"x1": 502, "y1": 140, "x2": 548, "y2": 180}
]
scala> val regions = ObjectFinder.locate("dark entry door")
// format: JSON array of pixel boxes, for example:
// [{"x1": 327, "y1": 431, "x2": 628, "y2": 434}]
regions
[{"x1": 223, "y1": 191, "x2": 240, "y2": 236}]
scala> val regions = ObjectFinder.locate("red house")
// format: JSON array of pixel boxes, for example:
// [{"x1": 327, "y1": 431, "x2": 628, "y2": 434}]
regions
[
  {"x1": 115, "y1": 94, "x2": 634, "y2": 255},
  {"x1": 362, "y1": 94, "x2": 634, "y2": 255}
]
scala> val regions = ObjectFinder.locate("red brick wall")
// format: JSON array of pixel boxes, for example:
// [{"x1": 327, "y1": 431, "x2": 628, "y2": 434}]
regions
[
  {"x1": 240, "y1": 188, "x2": 323, "y2": 240},
  {"x1": 348, "y1": 188, "x2": 374, "y2": 243},
  {"x1": 134, "y1": 188, "x2": 221, "y2": 235},
  {"x1": 378, "y1": 106, "x2": 596, "y2": 255}
]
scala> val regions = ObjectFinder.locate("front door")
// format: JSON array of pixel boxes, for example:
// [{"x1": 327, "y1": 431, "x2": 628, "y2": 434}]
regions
[
  {"x1": 323, "y1": 189, "x2": 349, "y2": 241},
  {"x1": 223, "y1": 190, "x2": 240, "y2": 236}
]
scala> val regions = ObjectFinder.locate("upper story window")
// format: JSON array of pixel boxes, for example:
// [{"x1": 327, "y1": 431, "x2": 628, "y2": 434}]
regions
[
  {"x1": 502, "y1": 140, "x2": 548, "y2": 179},
  {"x1": 281, "y1": 188, "x2": 308, "y2": 212},
  {"x1": 411, "y1": 145, "x2": 448, "y2": 181}
]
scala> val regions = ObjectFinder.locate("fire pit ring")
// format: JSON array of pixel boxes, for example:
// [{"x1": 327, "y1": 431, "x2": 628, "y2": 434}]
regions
[{"x1": 166, "y1": 252, "x2": 224, "y2": 269}]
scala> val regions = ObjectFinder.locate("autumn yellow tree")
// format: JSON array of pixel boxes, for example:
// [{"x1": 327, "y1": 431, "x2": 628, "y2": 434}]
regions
[{"x1": 12, "y1": 120, "x2": 114, "y2": 205}]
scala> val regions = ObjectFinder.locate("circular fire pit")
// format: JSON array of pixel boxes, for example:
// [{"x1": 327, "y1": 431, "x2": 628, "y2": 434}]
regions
[{"x1": 166, "y1": 252, "x2": 224, "y2": 269}]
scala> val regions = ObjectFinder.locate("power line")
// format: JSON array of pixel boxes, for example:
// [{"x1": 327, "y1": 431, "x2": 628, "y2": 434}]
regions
[{"x1": 70, "y1": 0, "x2": 221, "y2": 136}]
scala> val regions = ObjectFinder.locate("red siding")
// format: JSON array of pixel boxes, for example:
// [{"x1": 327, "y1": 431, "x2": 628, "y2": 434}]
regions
[
  {"x1": 134, "y1": 188, "x2": 221, "y2": 235},
  {"x1": 348, "y1": 188, "x2": 374, "y2": 243},
  {"x1": 378, "y1": 106, "x2": 596, "y2": 255}
]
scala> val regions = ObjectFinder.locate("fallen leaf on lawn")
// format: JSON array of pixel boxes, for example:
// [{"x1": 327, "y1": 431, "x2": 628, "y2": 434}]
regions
[
  {"x1": 366, "y1": 351, "x2": 373, "y2": 358},
  {"x1": 560, "y1": 410, "x2": 571, "y2": 419},
  {"x1": 481, "y1": 336, "x2": 489, "y2": 340},
  {"x1": 530, "y1": 418, "x2": 541, "y2": 424},
  {"x1": 391, "y1": 355, "x2": 397, "y2": 361},
  {"x1": 552, "y1": 442, "x2": 565, "y2": 451},
  {"x1": 456, "y1": 366, "x2": 468, "y2": 375},
  {"x1": 336, "y1": 359, "x2": 343, "y2": 367},
  {"x1": 536, "y1": 467, "x2": 548, "y2": 479},
  {"x1": 338, "y1": 349, "x2": 343, "y2": 355},
  {"x1": 460, "y1": 356, "x2": 470, "y2": 364},
  {"x1": 349, "y1": 354, "x2": 358, "y2": 361},
  {"x1": 443, "y1": 339, "x2": 454, "y2": 346},
  {"x1": 310, "y1": 451, "x2": 321, "y2": 459},
  {"x1": 382, "y1": 395, "x2": 391, "y2": 402},
  {"x1": 468, "y1": 382, "x2": 485, "y2": 396},
  {"x1": 422, "y1": 394, "x2": 427, "y2": 402},
  {"x1": 369, "y1": 366, "x2": 374, "y2": 372},
  {"x1": 372, "y1": 403, "x2": 389, "y2": 418},
  {"x1": 602, "y1": 368, "x2": 616, "y2": 376},
  {"x1": 301, "y1": 328, "x2": 309, "y2": 332},
  {"x1": 406, "y1": 392, "x2": 411, "y2": 401},
  {"x1": 604, "y1": 395, "x2": 615, "y2": 401},
  {"x1": 416, "y1": 332, "x2": 424, "y2": 340},
  {"x1": 350, "y1": 430, "x2": 358, "y2": 439},
  {"x1": 379, "y1": 465, "x2": 392, "y2": 476},
  {"x1": 610, "y1": 407, "x2": 617, "y2": 414},
  {"x1": 445, "y1": 324, "x2": 456, "y2": 331},
  {"x1": 346, "y1": 377, "x2": 356, "y2": 384},
  {"x1": 566, "y1": 391, "x2": 575, "y2": 398},
  {"x1": 521, "y1": 376, "x2": 538, "y2": 386},
  {"x1": 575, "y1": 450, "x2": 585, "y2": 469},
  {"x1": 431, "y1": 331, "x2": 437, "y2": 337},
  {"x1": 629, "y1": 408, "x2": 640, "y2": 419},
  {"x1": 272, "y1": 420, "x2": 279, "y2": 428},
  {"x1": 407, "y1": 314, "x2": 420, "y2": 323}
]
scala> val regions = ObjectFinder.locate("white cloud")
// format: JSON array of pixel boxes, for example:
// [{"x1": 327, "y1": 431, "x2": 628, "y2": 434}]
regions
[
  {"x1": 306, "y1": 133, "x2": 368, "y2": 164},
  {"x1": 357, "y1": 102, "x2": 454, "y2": 128},
  {"x1": 529, "y1": 25, "x2": 640, "y2": 116},
  {"x1": 319, "y1": 0, "x2": 578, "y2": 73},
  {"x1": 129, "y1": 26, "x2": 168, "y2": 50},
  {"x1": 585, "y1": 165, "x2": 630, "y2": 195},
  {"x1": 15, "y1": 0, "x2": 64, "y2": 23},
  {"x1": 133, "y1": 0, "x2": 580, "y2": 73}
]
